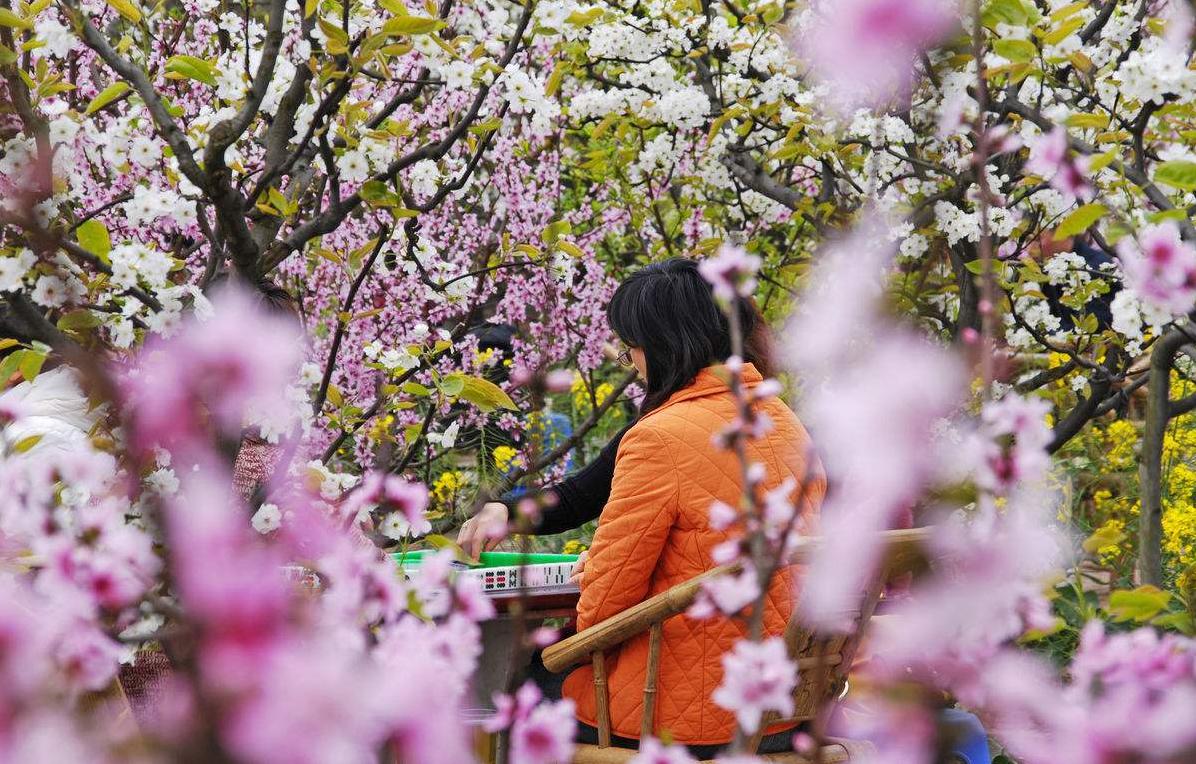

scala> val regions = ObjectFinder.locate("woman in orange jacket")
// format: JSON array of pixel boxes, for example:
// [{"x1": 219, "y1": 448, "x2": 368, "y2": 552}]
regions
[{"x1": 544, "y1": 258, "x2": 825, "y2": 757}]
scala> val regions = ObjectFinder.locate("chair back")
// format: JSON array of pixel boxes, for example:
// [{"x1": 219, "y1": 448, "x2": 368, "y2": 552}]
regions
[{"x1": 759, "y1": 527, "x2": 930, "y2": 738}]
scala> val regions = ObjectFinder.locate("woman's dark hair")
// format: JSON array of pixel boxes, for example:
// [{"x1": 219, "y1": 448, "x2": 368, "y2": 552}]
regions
[{"x1": 607, "y1": 258, "x2": 776, "y2": 413}]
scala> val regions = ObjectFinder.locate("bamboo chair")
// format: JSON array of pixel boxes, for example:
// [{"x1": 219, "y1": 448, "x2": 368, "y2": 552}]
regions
[{"x1": 540, "y1": 528, "x2": 931, "y2": 764}]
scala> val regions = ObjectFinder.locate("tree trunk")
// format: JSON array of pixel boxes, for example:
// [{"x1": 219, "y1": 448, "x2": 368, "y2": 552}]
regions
[{"x1": 1137, "y1": 328, "x2": 1188, "y2": 585}]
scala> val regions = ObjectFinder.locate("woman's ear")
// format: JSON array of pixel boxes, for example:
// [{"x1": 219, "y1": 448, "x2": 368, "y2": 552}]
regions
[{"x1": 630, "y1": 347, "x2": 648, "y2": 380}]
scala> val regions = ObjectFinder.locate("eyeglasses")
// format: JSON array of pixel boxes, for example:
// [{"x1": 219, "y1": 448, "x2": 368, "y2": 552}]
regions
[{"x1": 616, "y1": 347, "x2": 634, "y2": 368}]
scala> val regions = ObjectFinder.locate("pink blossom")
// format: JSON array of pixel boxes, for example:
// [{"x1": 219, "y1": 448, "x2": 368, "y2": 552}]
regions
[
  {"x1": 752, "y1": 378, "x2": 783, "y2": 400},
  {"x1": 1025, "y1": 126, "x2": 1093, "y2": 202},
  {"x1": 693, "y1": 567, "x2": 760, "y2": 618},
  {"x1": 984, "y1": 124, "x2": 1023, "y2": 156},
  {"x1": 797, "y1": 337, "x2": 966, "y2": 628},
  {"x1": 711, "y1": 637, "x2": 797, "y2": 734},
  {"x1": 54, "y1": 625, "x2": 123, "y2": 693},
  {"x1": 974, "y1": 394, "x2": 1053, "y2": 495},
  {"x1": 484, "y1": 681, "x2": 578, "y2": 764},
  {"x1": 343, "y1": 471, "x2": 431, "y2": 538},
  {"x1": 223, "y1": 637, "x2": 386, "y2": 764},
  {"x1": 0, "y1": 397, "x2": 25, "y2": 425},
  {"x1": 544, "y1": 369, "x2": 574, "y2": 392},
  {"x1": 1117, "y1": 221, "x2": 1196, "y2": 316},
  {"x1": 1162, "y1": 0, "x2": 1194, "y2": 55},
  {"x1": 1025, "y1": 126, "x2": 1068, "y2": 177},
  {"x1": 867, "y1": 498, "x2": 1067, "y2": 691},
  {"x1": 530, "y1": 626, "x2": 560, "y2": 647},
  {"x1": 119, "y1": 285, "x2": 303, "y2": 454},
  {"x1": 795, "y1": 0, "x2": 958, "y2": 113},
  {"x1": 708, "y1": 499, "x2": 738, "y2": 531},
  {"x1": 486, "y1": 680, "x2": 542, "y2": 731},
  {"x1": 630, "y1": 737, "x2": 698, "y2": 764},
  {"x1": 511, "y1": 696, "x2": 577, "y2": 764},
  {"x1": 698, "y1": 245, "x2": 762, "y2": 302},
  {"x1": 454, "y1": 573, "x2": 497, "y2": 622}
]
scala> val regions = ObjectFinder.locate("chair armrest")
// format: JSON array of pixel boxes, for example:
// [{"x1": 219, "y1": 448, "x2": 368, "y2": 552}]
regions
[
  {"x1": 542, "y1": 527, "x2": 932, "y2": 673},
  {"x1": 540, "y1": 564, "x2": 738, "y2": 673},
  {"x1": 788, "y1": 527, "x2": 931, "y2": 577}
]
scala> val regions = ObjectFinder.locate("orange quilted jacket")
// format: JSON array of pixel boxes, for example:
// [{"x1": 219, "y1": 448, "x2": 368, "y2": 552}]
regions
[{"x1": 562, "y1": 363, "x2": 825, "y2": 745}]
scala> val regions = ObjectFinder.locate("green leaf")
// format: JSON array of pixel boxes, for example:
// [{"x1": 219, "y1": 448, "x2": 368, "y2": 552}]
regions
[
  {"x1": 453, "y1": 375, "x2": 517, "y2": 413},
  {"x1": 1041, "y1": 16, "x2": 1083, "y2": 45},
  {"x1": 18, "y1": 350, "x2": 45, "y2": 383},
  {"x1": 557, "y1": 241, "x2": 585, "y2": 258},
  {"x1": 382, "y1": 15, "x2": 445, "y2": 35},
  {"x1": 57, "y1": 309, "x2": 102, "y2": 332},
  {"x1": 317, "y1": 18, "x2": 349, "y2": 53},
  {"x1": 1054, "y1": 203, "x2": 1106, "y2": 239},
  {"x1": 165, "y1": 55, "x2": 217, "y2": 87},
  {"x1": 541, "y1": 220, "x2": 572, "y2": 247},
  {"x1": 1065, "y1": 112, "x2": 1109, "y2": 130},
  {"x1": 439, "y1": 374, "x2": 465, "y2": 397},
  {"x1": 984, "y1": 0, "x2": 1031, "y2": 26},
  {"x1": 84, "y1": 82, "x2": 131, "y2": 115},
  {"x1": 0, "y1": 351, "x2": 22, "y2": 387},
  {"x1": 401, "y1": 381, "x2": 431, "y2": 396},
  {"x1": 565, "y1": 6, "x2": 604, "y2": 25},
  {"x1": 1049, "y1": 2, "x2": 1087, "y2": 22},
  {"x1": 1082, "y1": 523, "x2": 1124, "y2": 554},
  {"x1": 359, "y1": 179, "x2": 392, "y2": 202},
  {"x1": 327, "y1": 384, "x2": 343, "y2": 407},
  {"x1": 545, "y1": 63, "x2": 568, "y2": 98},
  {"x1": 76, "y1": 219, "x2": 112, "y2": 262},
  {"x1": 1151, "y1": 611, "x2": 1196, "y2": 634},
  {"x1": 1147, "y1": 208, "x2": 1191, "y2": 224},
  {"x1": 992, "y1": 38, "x2": 1037, "y2": 62},
  {"x1": 468, "y1": 116, "x2": 503, "y2": 134},
  {"x1": 104, "y1": 0, "x2": 142, "y2": 23},
  {"x1": 0, "y1": 8, "x2": 31, "y2": 28},
  {"x1": 1108, "y1": 585, "x2": 1172, "y2": 622},
  {"x1": 11, "y1": 434, "x2": 42, "y2": 454},
  {"x1": 1155, "y1": 161, "x2": 1196, "y2": 191}
]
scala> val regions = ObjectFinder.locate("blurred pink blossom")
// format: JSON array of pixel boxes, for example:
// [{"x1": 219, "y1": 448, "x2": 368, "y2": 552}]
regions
[
  {"x1": 118, "y1": 285, "x2": 303, "y2": 454},
  {"x1": 691, "y1": 566, "x2": 760, "y2": 618},
  {"x1": 711, "y1": 637, "x2": 796, "y2": 734},
  {"x1": 1025, "y1": 126, "x2": 1093, "y2": 202},
  {"x1": 486, "y1": 681, "x2": 577, "y2": 764},
  {"x1": 544, "y1": 369, "x2": 575, "y2": 392},
  {"x1": 698, "y1": 245, "x2": 762, "y2": 302},
  {"x1": 795, "y1": 0, "x2": 958, "y2": 113},
  {"x1": 1117, "y1": 221, "x2": 1196, "y2": 316},
  {"x1": 974, "y1": 394, "x2": 1053, "y2": 495},
  {"x1": 343, "y1": 471, "x2": 431, "y2": 539},
  {"x1": 629, "y1": 737, "x2": 698, "y2": 764}
]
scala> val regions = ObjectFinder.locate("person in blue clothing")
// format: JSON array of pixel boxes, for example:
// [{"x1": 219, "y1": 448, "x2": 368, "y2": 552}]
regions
[{"x1": 464, "y1": 321, "x2": 579, "y2": 496}]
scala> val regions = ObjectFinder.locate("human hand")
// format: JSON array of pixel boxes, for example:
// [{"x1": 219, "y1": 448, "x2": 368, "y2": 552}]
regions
[
  {"x1": 456, "y1": 502, "x2": 510, "y2": 560},
  {"x1": 570, "y1": 550, "x2": 589, "y2": 586}
]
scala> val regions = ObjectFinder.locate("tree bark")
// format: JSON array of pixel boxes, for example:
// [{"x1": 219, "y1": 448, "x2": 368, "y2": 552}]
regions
[{"x1": 1138, "y1": 327, "x2": 1189, "y2": 585}]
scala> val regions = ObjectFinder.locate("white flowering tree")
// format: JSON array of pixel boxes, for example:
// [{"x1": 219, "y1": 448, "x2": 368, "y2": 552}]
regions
[{"x1": 543, "y1": 0, "x2": 1196, "y2": 584}]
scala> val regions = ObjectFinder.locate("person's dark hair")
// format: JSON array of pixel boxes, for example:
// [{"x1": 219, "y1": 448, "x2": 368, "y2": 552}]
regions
[{"x1": 607, "y1": 258, "x2": 776, "y2": 413}]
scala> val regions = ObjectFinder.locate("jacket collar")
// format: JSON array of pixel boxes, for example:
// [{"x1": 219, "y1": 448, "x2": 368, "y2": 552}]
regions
[{"x1": 641, "y1": 363, "x2": 763, "y2": 420}]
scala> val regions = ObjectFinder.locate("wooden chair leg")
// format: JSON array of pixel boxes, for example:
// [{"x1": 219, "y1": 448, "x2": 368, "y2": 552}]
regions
[
  {"x1": 592, "y1": 651, "x2": 611, "y2": 748},
  {"x1": 640, "y1": 622, "x2": 662, "y2": 741}
]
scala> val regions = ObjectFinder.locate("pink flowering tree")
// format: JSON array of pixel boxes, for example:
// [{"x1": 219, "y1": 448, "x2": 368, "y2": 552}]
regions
[{"x1": 4, "y1": 0, "x2": 1196, "y2": 761}]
